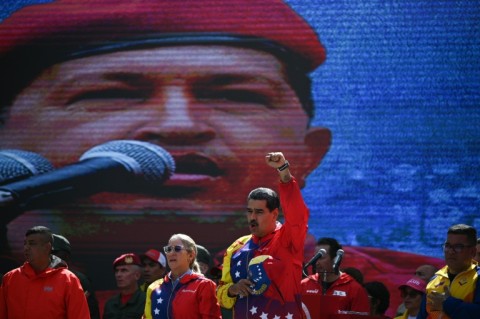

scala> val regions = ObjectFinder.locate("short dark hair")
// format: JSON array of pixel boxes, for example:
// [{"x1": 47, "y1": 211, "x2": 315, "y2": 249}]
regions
[
  {"x1": 316, "y1": 237, "x2": 342, "y2": 259},
  {"x1": 447, "y1": 224, "x2": 477, "y2": 246},
  {"x1": 247, "y1": 187, "x2": 280, "y2": 212},
  {"x1": 25, "y1": 225, "x2": 53, "y2": 245},
  {"x1": 364, "y1": 281, "x2": 390, "y2": 314}
]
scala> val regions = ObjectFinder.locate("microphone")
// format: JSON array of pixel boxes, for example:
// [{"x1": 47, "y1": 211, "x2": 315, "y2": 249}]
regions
[
  {"x1": 332, "y1": 249, "x2": 344, "y2": 275},
  {"x1": 0, "y1": 149, "x2": 54, "y2": 185},
  {"x1": 304, "y1": 248, "x2": 327, "y2": 269},
  {"x1": 0, "y1": 140, "x2": 175, "y2": 222}
]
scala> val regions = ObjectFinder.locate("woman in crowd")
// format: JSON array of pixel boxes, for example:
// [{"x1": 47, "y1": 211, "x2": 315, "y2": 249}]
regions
[
  {"x1": 394, "y1": 277, "x2": 426, "y2": 319},
  {"x1": 143, "y1": 233, "x2": 221, "y2": 319}
]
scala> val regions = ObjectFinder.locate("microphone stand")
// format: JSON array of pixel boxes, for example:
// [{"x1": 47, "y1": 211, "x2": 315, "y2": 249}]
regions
[
  {"x1": 317, "y1": 270, "x2": 340, "y2": 295},
  {"x1": 302, "y1": 262, "x2": 317, "y2": 278},
  {"x1": 302, "y1": 264, "x2": 308, "y2": 278},
  {"x1": 322, "y1": 271, "x2": 328, "y2": 295}
]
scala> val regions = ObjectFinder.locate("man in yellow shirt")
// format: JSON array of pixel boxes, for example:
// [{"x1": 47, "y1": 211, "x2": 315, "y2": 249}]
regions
[{"x1": 418, "y1": 224, "x2": 480, "y2": 319}]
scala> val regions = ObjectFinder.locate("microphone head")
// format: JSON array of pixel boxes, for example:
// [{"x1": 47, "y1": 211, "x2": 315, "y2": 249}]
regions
[
  {"x1": 79, "y1": 140, "x2": 175, "y2": 185},
  {"x1": 318, "y1": 248, "x2": 327, "y2": 257},
  {"x1": 336, "y1": 249, "x2": 345, "y2": 257},
  {"x1": 0, "y1": 149, "x2": 54, "y2": 185}
]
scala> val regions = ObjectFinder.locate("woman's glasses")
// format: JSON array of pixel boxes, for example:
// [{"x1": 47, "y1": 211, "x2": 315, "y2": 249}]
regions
[{"x1": 163, "y1": 245, "x2": 186, "y2": 254}]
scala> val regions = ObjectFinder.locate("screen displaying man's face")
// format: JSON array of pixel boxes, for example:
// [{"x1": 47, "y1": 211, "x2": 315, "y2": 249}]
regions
[
  {"x1": 1, "y1": 44, "x2": 322, "y2": 207},
  {"x1": 1, "y1": 43, "x2": 329, "y2": 252}
]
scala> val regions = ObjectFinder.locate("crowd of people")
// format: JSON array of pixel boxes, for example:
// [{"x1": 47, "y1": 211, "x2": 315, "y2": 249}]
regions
[{"x1": 1, "y1": 154, "x2": 480, "y2": 319}]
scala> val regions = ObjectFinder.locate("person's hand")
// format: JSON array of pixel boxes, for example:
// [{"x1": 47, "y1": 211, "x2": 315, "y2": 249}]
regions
[
  {"x1": 228, "y1": 279, "x2": 254, "y2": 298},
  {"x1": 265, "y1": 152, "x2": 286, "y2": 169},
  {"x1": 428, "y1": 286, "x2": 450, "y2": 311},
  {"x1": 265, "y1": 152, "x2": 292, "y2": 182}
]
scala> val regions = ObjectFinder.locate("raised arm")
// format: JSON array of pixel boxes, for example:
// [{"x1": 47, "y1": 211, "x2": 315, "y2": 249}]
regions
[{"x1": 265, "y1": 152, "x2": 292, "y2": 184}]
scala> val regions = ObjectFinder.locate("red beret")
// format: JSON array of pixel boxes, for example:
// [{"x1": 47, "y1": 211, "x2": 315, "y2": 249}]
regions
[
  {"x1": 0, "y1": 0, "x2": 325, "y2": 71},
  {"x1": 113, "y1": 253, "x2": 142, "y2": 268}
]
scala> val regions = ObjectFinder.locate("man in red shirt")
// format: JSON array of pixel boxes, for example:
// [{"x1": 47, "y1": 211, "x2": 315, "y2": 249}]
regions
[
  {"x1": 0, "y1": 226, "x2": 90, "y2": 319},
  {"x1": 302, "y1": 237, "x2": 370, "y2": 317},
  {"x1": 217, "y1": 152, "x2": 309, "y2": 318}
]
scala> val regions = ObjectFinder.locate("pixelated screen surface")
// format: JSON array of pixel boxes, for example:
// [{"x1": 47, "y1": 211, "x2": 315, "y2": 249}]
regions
[{"x1": 1, "y1": 0, "x2": 478, "y2": 316}]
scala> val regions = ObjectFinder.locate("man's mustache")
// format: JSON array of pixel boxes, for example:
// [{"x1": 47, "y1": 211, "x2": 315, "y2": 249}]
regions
[{"x1": 249, "y1": 220, "x2": 258, "y2": 227}]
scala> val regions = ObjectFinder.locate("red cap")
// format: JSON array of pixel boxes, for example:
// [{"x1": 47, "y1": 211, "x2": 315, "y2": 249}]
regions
[
  {"x1": 399, "y1": 276, "x2": 427, "y2": 294},
  {"x1": 141, "y1": 249, "x2": 167, "y2": 268},
  {"x1": 0, "y1": 0, "x2": 325, "y2": 71},
  {"x1": 113, "y1": 253, "x2": 141, "y2": 268}
]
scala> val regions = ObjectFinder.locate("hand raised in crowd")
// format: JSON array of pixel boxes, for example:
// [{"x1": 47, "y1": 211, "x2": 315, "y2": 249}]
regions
[
  {"x1": 265, "y1": 152, "x2": 286, "y2": 168},
  {"x1": 265, "y1": 152, "x2": 292, "y2": 183}
]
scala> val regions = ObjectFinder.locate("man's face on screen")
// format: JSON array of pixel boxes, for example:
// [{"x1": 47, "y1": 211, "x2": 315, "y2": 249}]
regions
[{"x1": 0, "y1": 45, "x2": 327, "y2": 212}]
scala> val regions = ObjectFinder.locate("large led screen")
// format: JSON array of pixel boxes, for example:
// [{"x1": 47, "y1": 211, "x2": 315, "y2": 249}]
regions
[{"x1": 1, "y1": 0, "x2": 479, "y2": 317}]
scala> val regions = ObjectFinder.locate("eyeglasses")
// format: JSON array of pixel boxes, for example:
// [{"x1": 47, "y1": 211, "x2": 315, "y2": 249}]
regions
[
  {"x1": 163, "y1": 245, "x2": 186, "y2": 254},
  {"x1": 401, "y1": 290, "x2": 422, "y2": 299},
  {"x1": 442, "y1": 243, "x2": 473, "y2": 253}
]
